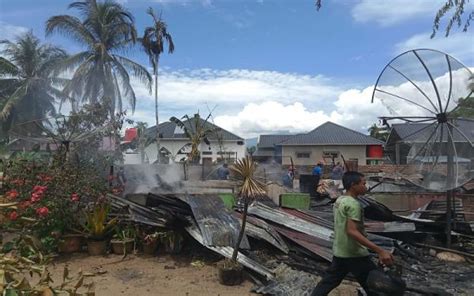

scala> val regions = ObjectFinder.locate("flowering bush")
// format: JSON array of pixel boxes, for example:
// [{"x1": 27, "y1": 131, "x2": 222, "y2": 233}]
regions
[{"x1": 0, "y1": 156, "x2": 111, "y2": 252}]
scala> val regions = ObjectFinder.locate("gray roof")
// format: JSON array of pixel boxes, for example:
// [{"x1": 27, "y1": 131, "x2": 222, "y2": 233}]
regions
[
  {"x1": 257, "y1": 134, "x2": 293, "y2": 148},
  {"x1": 280, "y1": 122, "x2": 384, "y2": 146},
  {"x1": 390, "y1": 119, "x2": 474, "y2": 143},
  {"x1": 146, "y1": 117, "x2": 243, "y2": 141}
]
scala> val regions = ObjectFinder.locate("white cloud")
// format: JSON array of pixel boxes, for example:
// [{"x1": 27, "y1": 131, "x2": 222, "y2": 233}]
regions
[
  {"x1": 212, "y1": 86, "x2": 387, "y2": 138},
  {"x1": 0, "y1": 22, "x2": 29, "y2": 42},
  {"x1": 395, "y1": 32, "x2": 474, "y2": 63},
  {"x1": 126, "y1": 68, "x2": 343, "y2": 130},
  {"x1": 352, "y1": 0, "x2": 445, "y2": 26}
]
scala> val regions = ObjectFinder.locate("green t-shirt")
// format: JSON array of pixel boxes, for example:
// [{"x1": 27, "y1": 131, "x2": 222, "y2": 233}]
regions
[{"x1": 332, "y1": 195, "x2": 369, "y2": 258}]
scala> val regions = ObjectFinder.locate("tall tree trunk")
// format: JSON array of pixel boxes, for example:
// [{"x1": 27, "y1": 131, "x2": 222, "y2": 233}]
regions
[
  {"x1": 232, "y1": 200, "x2": 248, "y2": 262},
  {"x1": 155, "y1": 56, "x2": 161, "y2": 164}
]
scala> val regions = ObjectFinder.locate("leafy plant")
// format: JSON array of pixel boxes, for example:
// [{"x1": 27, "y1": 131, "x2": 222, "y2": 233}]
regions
[
  {"x1": 169, "y1": 112, "x2": 220, "y2": 163},
  {"x1": 83, "y1": 203, "x2": 117, "y2": 241},
  {"x1": 113, "y1": 224, "x2": 137, "y2": 241},
  {"x1": 0, "y1": 153, "x2": 111, "y2": 253},
  {"x1": 229, "y1": 156, "x2": 266, "y2": 263}
]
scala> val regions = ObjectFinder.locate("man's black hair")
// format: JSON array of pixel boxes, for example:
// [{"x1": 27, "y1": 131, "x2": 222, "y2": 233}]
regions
[{"x1": 342, "y1": 171, "x2": 365, "y2": 191}]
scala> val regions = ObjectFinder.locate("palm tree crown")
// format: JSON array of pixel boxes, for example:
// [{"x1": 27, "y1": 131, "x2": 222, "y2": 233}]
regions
[
  {"x1": 0, "y1": 32, "x2": 67, "y2": 134},
  {"x1": 46, "y1": 0, "x2": 151, "y2": 116},
  {"x1": 141, "y1": 7, "x2": 175, "y2": 72},
  {"x1": 141, "y1": 7, "x2": 175, "y2": 164}
]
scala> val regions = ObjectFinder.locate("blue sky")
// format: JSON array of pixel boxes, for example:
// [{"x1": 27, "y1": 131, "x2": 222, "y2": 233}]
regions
[{"x1": 1, "y1": 0, "x2": 473, "y2": 138}]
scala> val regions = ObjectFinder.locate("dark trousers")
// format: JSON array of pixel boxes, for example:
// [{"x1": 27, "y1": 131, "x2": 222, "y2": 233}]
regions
[{"x1": 311, "y1": 256, "x2": 377, "y2": 296}]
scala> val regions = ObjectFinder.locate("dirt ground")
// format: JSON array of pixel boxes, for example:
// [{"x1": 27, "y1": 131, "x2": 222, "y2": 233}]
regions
[{"x1": 48, "y1": 253, "x2": 358, "y2": 296}]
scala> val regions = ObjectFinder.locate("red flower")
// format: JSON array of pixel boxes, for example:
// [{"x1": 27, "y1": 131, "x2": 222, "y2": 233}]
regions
[
  {"x1": 6, "y1": 189, "x2": 19, "y2": 200},
  {"x1": 36, "y1": 207, "x2": 49, "y2": 217},
  {"x1": 107, "y1": 175, "x2": 115, "y2": 181},
  {"x1": 71, "y1": 193, "x2": 80, "y2": 202},
  {"x1": 9, "y1": 211, "x2": 18, "y2": 221},
  {"x1": 31, "y1": 193, "x2": 42, "y2": 203},
  {"x1": 33, "y1": 185, "x2": 47, "y2": 193}
]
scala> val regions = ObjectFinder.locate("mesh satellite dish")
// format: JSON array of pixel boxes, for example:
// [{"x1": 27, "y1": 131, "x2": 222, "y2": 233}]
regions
[
  {"x1": 371, "y1": 49, "x2": 473, "y2": 247},
  {"x1": 371, "y1": 49, "x2": 473, "y2": 191}
]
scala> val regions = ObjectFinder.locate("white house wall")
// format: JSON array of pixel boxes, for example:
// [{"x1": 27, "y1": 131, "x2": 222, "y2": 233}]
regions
[
  {"x1": 282, "y1": 145, "x2": 368, "y2": 166},
  {"x1": 143, "y1": 139, "x2": 246, "y2": 164}
]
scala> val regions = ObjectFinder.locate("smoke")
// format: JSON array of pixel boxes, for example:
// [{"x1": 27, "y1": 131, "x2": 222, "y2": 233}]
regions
[
  {"x1": 158, "y1": 163, "x2": 183, "y2": 184},
  {"x1": 124, "y1": 164, "x2": 185, "y2": 194}
]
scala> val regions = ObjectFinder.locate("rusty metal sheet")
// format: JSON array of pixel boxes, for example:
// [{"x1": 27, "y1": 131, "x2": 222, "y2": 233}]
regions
[{"x1": 180, "y1": 194, "x2": 249, "y2": 248}]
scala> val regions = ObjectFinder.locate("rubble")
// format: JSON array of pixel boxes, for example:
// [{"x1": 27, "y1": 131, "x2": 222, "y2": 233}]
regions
[{"x1": 107, "y1": 189, "x2": 474, "y2": 295}]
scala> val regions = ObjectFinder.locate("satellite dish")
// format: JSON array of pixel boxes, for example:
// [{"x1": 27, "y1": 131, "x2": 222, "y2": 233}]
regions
[{"x1": 371, "y1": 49, "x2": 473, "y2": 191}]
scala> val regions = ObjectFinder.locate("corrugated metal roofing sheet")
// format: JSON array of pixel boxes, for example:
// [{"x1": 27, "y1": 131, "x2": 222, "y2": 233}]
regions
[
  {"x1": 146, "y1": 117, "x2": 244, "y2": 141},
  {"x1": 257, "y1": 134, "x2": 293, "y2": 148},
  {"x1": 391, "y1": 119, "x2": 474, "y2": 143},
  {"x1": 185, "y1": 222, "x2": 274, "y2": 279},
  {"x1": 280, "y1": 122, "x2": 384, "y2": 146},
  {"x1": 180, "y1": 194, "x2": 249, "y2": 248}
]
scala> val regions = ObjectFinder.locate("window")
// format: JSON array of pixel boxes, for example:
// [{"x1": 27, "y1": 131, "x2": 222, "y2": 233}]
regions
[
  {"x1": 296, "y1": 152, "x2": 311, "y2": 158},
  {"x1": 202, "y1": 151, "x2": 212, "y2": 155}
]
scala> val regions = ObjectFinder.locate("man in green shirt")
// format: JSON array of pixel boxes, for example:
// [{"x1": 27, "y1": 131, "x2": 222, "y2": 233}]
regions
[{"x1": 311, "y1": 171, "x2": 394, "y2": 296}]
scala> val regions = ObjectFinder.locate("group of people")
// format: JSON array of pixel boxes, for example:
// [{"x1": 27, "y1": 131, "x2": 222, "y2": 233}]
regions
[{"x1": 312, "y1": 161, "x2": 344, "y2": 181}]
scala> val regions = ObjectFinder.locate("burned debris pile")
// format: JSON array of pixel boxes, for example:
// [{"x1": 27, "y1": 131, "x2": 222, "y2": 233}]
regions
[{"x1": 108, "y1": 192, "x2": 474, "y2": 295}]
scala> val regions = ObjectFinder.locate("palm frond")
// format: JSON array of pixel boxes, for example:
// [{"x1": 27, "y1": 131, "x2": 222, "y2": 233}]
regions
[
  {"x1": 112, "y1": 55, "x2": 152, "y2": 92},
  {"x1": 0, "y1": 57, "x2": 19, "y2": 76},
  {"x1": 46, "y1": 15, "x2": 96, "y2": 46},
  {"x1": 230, "y1": 157, "x2": 266, "y2": 200}
]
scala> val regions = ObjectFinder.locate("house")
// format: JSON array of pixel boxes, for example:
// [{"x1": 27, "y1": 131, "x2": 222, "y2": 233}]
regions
[
  {"x1": 253, "y1": 134, "x2": 292, "y2": 163},
  {"x1": 256, "y1": 122, "x2": 384, "y2": 166},
  {"x1": 385, "y1": 119, "x2": 474, "y2": 165},
  {"x1": 142, "y1": 118, "x2": 246, "y2": 164}
]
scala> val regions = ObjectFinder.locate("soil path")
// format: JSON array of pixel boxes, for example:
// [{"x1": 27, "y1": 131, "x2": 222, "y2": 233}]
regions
[{"x1": 49, "y1": 254, "x2": 357, "y2": 296}]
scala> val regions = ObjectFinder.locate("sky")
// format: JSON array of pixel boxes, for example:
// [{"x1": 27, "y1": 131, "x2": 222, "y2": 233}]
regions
[{"x1": 1, "y1": 0, "x2": 473, "y2": 139}]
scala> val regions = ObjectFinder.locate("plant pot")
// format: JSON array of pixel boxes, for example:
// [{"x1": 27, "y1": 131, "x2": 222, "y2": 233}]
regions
[
  {"x1": 58, "y1": 234, "x2": 83, "y2": 253},
  {"x1": 217, "y1": 260, "x2": 244, "y2": 286},
  {"x1": 143, "y1": 241, "x2": 158, "y2": 255},
  {"x1": 111, "y1": 239, "x2": 134, "y2": 255},
  {"x1": 87, "y1": 240, "x2": 107, "y2": 256}
]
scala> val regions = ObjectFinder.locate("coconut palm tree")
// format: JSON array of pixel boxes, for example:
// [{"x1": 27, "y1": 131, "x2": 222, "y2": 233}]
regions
[
  {"x1": 0, "y1": 32, "x2": 68, "y2": 135},
  {"x1": 141, "y1": 7, "x2": 175, "y2": 163},
  {"x1": 46, "y1": 0, "x2": 152, "y2": 117},
  {"x1": 169, "y1": 113, "x2": 218, "y2": 164}
]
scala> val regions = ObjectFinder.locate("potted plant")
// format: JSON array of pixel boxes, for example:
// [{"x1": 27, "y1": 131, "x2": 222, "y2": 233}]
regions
[
  {"x1": 142, "y1": 231, "x2": 162, "y2": 255},
  {"x1": 218, "y1": 156, "x2": 266, "y2": 286},
  {"x1": 111, "y1": 225, "x2": 136, "y2": 255},
  {"x1": 83, "y1": 203, "x2": 117, "y2": 256}
]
